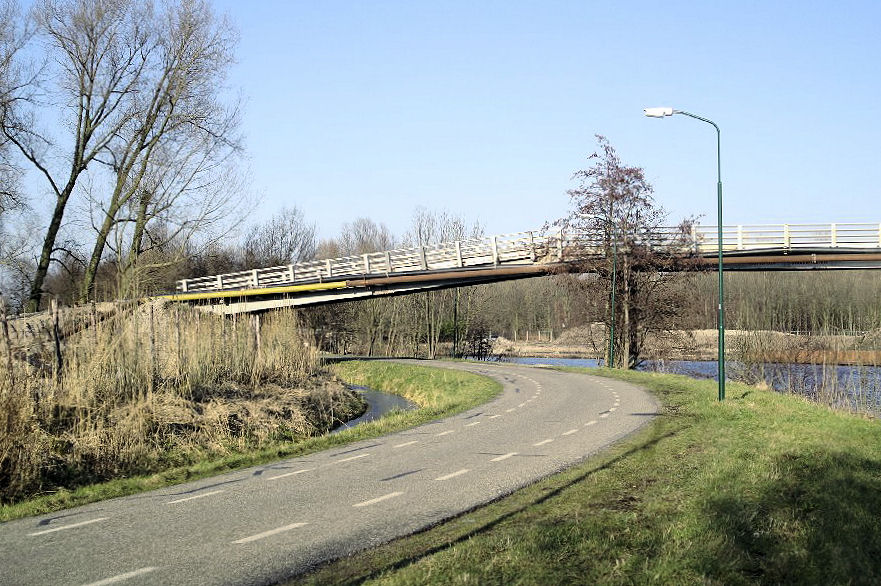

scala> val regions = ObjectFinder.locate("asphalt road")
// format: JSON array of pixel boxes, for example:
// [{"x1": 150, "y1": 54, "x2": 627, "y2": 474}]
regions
[{"x1": 0, "y1": 360, "x2": 657, "y2": 585}]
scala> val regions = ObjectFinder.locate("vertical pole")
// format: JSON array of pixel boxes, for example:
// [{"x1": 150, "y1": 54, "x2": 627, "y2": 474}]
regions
[
  {"x1": 528, "y1": 231, "x2": 536, "y2": 262},
  {"x1": 716, "y1": 125, "x2": 725, "y2": 401},
  {"x1": 609, "y1": 230, "x2": 617, "y2": 368},
  {"x1": 251, "y1": 269, "x2": 259, "y2": 287},
  {"x1": 0, "y1": 300, "x2": 14, "y2": 391},
  {"x1": 363, "y1": 254, "x2": 371, "y2": 275},
  {"x1": 288, "y1": 264, "x2": 295, "y2": 283},
  {"x1": 149, "y1": 303, "x2": 157, "y2": 397},
  {"x1": 491, "y1": 236, "x2": 499, "y2": 266},
  {"x1": 455, "y1": 241, "x2": 463, "y2": 267},
  {"x1": 51, "y1": 298, "x2": 63, "y2": 385},
  {"x1": 557, "y1": 229, "x2": 564, "y2": 261},
  {"x1": 453, "y1": 288, "x2": 459, "y2": 357},
  {"x1": 91, "y1": 300, "x2": 98, "y2": 347}
]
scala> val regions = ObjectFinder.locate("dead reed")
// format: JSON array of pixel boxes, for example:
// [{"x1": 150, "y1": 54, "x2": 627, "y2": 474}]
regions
[{"x1": 0, "y1": 301, "x2": 359, "y2": 504}]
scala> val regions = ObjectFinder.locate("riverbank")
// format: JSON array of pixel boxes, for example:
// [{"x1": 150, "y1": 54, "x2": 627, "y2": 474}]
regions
[
  {"x1": 493, "y1": 325, "x2": 881, "y2": 366},
  {"x1": 300, "y1": 367, "x2": 881, "y2": 585},
  {"x1": 0, "y1": 361, "x2": 500, "y2": 522}
]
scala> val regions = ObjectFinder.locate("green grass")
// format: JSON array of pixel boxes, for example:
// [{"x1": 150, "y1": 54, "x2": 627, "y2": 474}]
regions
[
  {"x1": 0, "y1": 360, "x2": 500, "y2": 523},
  {"x1": 298, "y1": 367, "x2": 881, "y2": 585}
]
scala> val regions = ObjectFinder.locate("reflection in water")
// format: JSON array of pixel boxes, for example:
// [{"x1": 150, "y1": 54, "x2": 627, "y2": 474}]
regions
[{"x1": 332, "y1": 385, "x2": 418, "y2": 434}]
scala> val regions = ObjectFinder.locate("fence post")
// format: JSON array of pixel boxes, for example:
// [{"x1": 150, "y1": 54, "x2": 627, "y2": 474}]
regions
[
  {"x1": 557, "y1": 229, "x2": 564, "y2": 261},
  {"x1": 326, "y1": 259, "x2": 333, "y2": 278},
  {"x1": 737, "y1": 225, "x2": 744, "y2": 250},
  {"x1": 455, "y1": 241, "x2": 463, "y2": 267},
  {"x1": 385, "y1": 251, "x2": 393, "y2": 272},
  {"x1": 783, "y1": 224, "x2": 791, "y2": 249},
  {"x1": 91, "y1": 300, "x2": 98, "y2": 346},
  {"x1": 492, "y1": 236, "x2": 499, "y2": 266},
  {"x1": 51, "y1": 298, "x2": 62, "y2": 385},
  {"x1": 288, "y1": 264, "x2": 295, "y2": 283},
  {"x1": 363, "y1": 253, "x2": 371, "y2": 274},
  {"x1": 251, "y1": 269, "x2": 259, "y2": 287},
  {"x1": 420, "y1": 246, "x2": 428, "y2": 270},
  {"x1": 0, "y1": 300, "x2": 13, "y2": 391},
  {"x1": 216, "y1": 274, "x2": 223, "y2": 290},
  {"x1": 149, "y1": 303, "x2": 157, "y2": 397},
  {"x1": 831, "y1": 223, "x2": 838, "y2": 247},
  {"x1": 529, "y1": 231, "x2": 536, "y2": 262},
  {"x1": 180, "y1": 279, "x2": 188, "y2": 293}
]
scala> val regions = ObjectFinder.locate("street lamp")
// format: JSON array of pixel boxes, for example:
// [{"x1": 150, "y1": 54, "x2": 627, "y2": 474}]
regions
[{"x1": 644, "y1": 107, "x2": 725, "y2": 401}]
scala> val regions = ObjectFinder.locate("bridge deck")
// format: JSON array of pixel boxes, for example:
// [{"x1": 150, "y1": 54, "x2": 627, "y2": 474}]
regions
[{"x1": 170, "y1": 223, "x2": 881, "y2": 312}]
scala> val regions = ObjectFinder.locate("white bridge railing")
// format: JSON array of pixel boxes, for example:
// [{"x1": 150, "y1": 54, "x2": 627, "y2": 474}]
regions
[{"x1": 176, "y1": 223, "x2": 881, "y2": 294}]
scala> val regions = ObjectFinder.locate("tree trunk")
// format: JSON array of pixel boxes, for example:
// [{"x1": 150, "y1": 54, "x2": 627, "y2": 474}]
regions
[{"x1": 26, "y1": 183, "x2": 76, "y2": 312}]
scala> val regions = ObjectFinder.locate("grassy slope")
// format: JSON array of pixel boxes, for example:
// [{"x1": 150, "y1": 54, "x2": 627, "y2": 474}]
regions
[
  {"x1": 0, "y1": 361, "x2": 500, "y2": 523},
  {"x1": 300, "y1": 368, "x2": 881, "y2": 585}
]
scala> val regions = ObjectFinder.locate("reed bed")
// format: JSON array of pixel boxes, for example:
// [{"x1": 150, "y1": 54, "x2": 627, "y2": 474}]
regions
[{"x1": 0, "y1": 301, "x2": 359, "y2": 504}]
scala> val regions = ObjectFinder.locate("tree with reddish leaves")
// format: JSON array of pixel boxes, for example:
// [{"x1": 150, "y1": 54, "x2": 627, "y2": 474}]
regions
[{"x1": 560, "y1": 135, "x2": 695, "y2": 368}]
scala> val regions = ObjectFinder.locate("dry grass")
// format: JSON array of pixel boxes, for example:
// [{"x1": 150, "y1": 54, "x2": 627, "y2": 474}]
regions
[{"x1": 0, "y1": 301, "x2": 358, "y2": 504}]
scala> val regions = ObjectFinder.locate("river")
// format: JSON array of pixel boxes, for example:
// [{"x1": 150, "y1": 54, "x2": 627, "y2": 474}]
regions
[
  {"x1": 332, "y1": 385, "x2": 418, "y2": 433},
  {"x1": 504, "y1": 356, "x2": 881, "y2": 415}
]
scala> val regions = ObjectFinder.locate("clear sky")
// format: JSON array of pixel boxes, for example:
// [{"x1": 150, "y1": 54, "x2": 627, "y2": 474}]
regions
[{"x1": 213, "y1": 0, "x2": 881, "y2": 240}]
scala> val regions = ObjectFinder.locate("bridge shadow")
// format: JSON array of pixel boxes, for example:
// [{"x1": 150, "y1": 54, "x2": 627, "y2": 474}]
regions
[{"x1": 301, "y1": 428, "x2": 677, "y2": 584}]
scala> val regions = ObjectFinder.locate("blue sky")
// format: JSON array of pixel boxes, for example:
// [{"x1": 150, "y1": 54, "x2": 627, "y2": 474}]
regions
[{"x1": 214, "y1": 0, "x2": 881, "y2": 240}]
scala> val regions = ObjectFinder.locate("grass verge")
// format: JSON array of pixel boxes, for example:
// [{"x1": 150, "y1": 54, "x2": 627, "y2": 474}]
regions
[
  {"x1": 0, "y1": 360, "x2": 500, "y2": 523},
  {"x1": 299, "y1": 367, "x2": 881, "y2": 585}
]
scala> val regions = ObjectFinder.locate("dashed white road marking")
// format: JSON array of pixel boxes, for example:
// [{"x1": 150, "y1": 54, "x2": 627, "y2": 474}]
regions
[
  {"x1": 329, "y1": 453, "x2": 371, "y2": 465},
  {"x1": 435, "y1": 469, "x2": 470, "y2": 481},
  {"x1": 585, "y1": 420, "x2": 598, "y2": 427},
  {"x1": 167, "y1": 490, "x2": 224, "y2": 504},
  {"x1": 518, "y1": 402, "x2": 526, "y2": 407},
  {"x1": 393, "y1": 440, "x2": 419, "y2": 448},
  {"x1": 490, "y1": 452, "x2": 517, "y2": 462},
  {"x1": 29, "y1": 517, "x2": 108, "y2": 536},
  {"x1": 465, "y1": 421, "x2": 481, "y2": 427},
  {"x1": 561, "y1": 429, "x2": 579, "y2": 436},
  {"x1": 232, "y1": 522, "x2": 309, "y2": 544},
  {"x1": 81, "y1": 566, "x2": 158, "y2": 585},
  {"x1": 610, "y1": 407, "x2": 617, "y2": 412},
  {"x1": 488, "y1": 414, "x2": 501, "y2": 419},
  {"x1": 600, "y1": 413, "x2": 610, "y2": 419},
  {"x1": 267, "y1": 469, "x2": 313, "y2": 481},
  {"x1": 435, "y1": 430, "x2": 455, "y2": 437},
  {"x1": 353, "y1": 491, "x2": 404, "y2": 508},
  {"x1": 505, "y1": 408, "x2": 516, "y2": 413},
  {"x1": 533, "y1": 438, "x2": 554, "y2": 446}
]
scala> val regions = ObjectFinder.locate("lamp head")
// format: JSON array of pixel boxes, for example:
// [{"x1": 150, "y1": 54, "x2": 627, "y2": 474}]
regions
[{"x1": 644, "y1": 107, "x2": 674, "y2": 118}]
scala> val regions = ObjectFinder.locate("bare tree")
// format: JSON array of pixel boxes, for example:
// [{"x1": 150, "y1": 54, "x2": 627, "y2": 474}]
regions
[
  {"x1": 561, "y1": 135, "x2": 694, "y2": 368},
  {"x1": 79, "y1": 0, "x2": 240, "y2": 301},
  {"x1": 0, "y1": 0, "x2": 165, "y2": 310},
  {"x1": 0, "y1": 0, "x2": 31, "y2": 279},
  {"x1": 241, "y1": 207, "x2": 317, "y2": 268}
]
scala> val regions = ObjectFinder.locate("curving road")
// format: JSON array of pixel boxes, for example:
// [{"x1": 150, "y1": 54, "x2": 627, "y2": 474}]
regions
[{"x1": 0, "y1": 361, "x2": 657, "y2": 585}]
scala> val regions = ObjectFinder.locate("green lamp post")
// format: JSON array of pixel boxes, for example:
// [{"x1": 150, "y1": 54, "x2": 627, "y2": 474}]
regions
[{"x1": 644, "y1": 107, "x2": 725, "y2": 401}]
